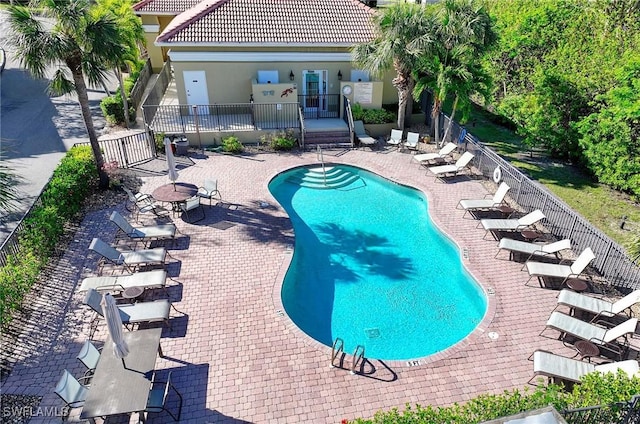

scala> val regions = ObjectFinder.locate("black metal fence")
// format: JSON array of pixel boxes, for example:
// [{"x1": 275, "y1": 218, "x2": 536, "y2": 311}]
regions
[
  {"x1": 443, "y1": 116, "x2": 640, "y2": 290},
  {"x1": 76, "y1": 130, "x2": 156, "y2": 168},
  {"x1": 145, "y1": 102, "x2": 300, "y2": 134},
  {"x1": 140, "y1": 59, "x2": 172, "y2": 128},
  {"x1": 298, "y1": 94, "x2": 341, "y2": 119},
  {"x1": 129, "y1": 58, "x2": 152, "y2": 110},
  {"x1": 562, "y1": 395, "x2": 640, "y2": 424}
]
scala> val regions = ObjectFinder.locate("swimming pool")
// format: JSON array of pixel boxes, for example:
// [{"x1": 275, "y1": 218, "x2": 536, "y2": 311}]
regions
[{"x1": 269, "y1": 164, "x2": 487, "y2": 361}]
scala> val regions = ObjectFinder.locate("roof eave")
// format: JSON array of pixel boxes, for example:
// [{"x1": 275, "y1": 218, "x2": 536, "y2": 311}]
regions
[{"x1": 155, "y1": 42, "x2": 366, "y2": 48}]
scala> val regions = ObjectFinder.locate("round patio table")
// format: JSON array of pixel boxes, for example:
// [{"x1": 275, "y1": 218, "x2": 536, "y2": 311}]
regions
[{"x1": 152, "y1": 182, "x2": 198, "y2": 215}]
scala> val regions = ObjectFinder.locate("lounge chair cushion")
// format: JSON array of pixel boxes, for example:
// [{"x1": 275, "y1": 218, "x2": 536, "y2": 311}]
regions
[
  {"x1": 117, "y1": 300, "x2": 170, "y2": 324},
  {"x1": 557, "y1": 289, "x2": 640, "y2": 316},
  {"x1": 459, "y1": 182, "x2": 510, "y2": 211},
  {"x1": 533, "y1": 350, "x2": 639, "y2": 383},
  {"x1": 545, "y1": 311, "x2": 638, "y2": 346},
  {"x1": 414, "y1": 142, "x2": 457, "y2": 164},
  {"x1": 428, "y1": 151, "x2": 474, "y2": 177},
  {"x1": 79, "y1": 270, "x2": 167, "y2": 293},
  {"x1": 481, "y1": 210, "x2": 545, "y2": 231},
  {"x1": 499, "y1": 238, "x2": 571, "y2": 258},
  {"x1": 526, "y1": 247, "x2": 595, "y2": 280}
]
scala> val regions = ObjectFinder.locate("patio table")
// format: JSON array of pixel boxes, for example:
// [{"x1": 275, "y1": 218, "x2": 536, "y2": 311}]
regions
[
  {"x1": 152, "y1": 182, "x2": 198, "y2": 215},
  {"x1": 80, "y1": 327, "x2": 163, "y2": 423}
]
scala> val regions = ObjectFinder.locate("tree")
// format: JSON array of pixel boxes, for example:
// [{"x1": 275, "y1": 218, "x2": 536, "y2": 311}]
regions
[
  {"x1": 412, "y1": 0, "x2": 497, "y2": 146},
  {"x1": 0, "y1": 153, "x2": 22, "y2": 214},
  {"x1": 96, "y1": 0, "x2": 145, "y2": 128},
  {"x1": 8, "y1": 0, "x2": 131, "y2": 188},
  {"x1": 352, "y1": 3, "x2": 436, "y2": 130}
]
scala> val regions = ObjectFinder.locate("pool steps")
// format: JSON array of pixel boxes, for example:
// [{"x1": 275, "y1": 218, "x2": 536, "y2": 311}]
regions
[{"x1": 286, "y1": 167, "x2": 360, "y2": 189}]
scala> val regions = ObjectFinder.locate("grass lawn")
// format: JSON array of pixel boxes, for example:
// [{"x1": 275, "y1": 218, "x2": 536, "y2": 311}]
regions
[{"x1": 461, "y1": 105, "x2": 639, "y2": 252}]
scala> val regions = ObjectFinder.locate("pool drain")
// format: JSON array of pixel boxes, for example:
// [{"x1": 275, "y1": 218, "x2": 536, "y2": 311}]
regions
[{"x1": 364, "y1": 328, "x2": 380, "y2": 339}]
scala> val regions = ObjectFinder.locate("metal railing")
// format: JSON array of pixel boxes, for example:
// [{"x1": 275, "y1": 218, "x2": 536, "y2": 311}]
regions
[
  {"x1": 145, "y1": 102, "x2": 300, "y2": 134},
  {"x1": 297, "y1": 94, "x2": 341, "y2": 119},
  {"x1": 129, "y1": 58, "x2": 153, "y2": 111},
  {"x1": 75, "y1": 130, "x2": 156, "y2": 168},
  {"x1": 562, "y1": 394, "x2": 640, "y2": 424},
  {"x1": 298, "y1": 106, "x2": 306, "y2": 149},
  {"x1": 442, "y1": 115, "x2": 640, "y2": 290},
  {"x1": 141, "y1": 59, "x2": 172, "y2": 127}
]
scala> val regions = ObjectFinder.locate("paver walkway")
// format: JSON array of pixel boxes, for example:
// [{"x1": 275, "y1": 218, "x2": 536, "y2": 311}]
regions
[{"x1": 1, "y1": 147, "x2": 594, "y2": 423}]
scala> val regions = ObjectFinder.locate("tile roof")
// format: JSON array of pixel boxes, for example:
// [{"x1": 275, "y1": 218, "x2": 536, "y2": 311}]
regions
[
  {"x1": 156, "y1": 0, "x2": 376, "y2": 46},
  {"x1": 133, "y1": 0, "x2": 203, "y2": 15}
]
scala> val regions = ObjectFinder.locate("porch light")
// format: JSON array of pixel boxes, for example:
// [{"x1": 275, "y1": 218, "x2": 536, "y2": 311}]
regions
[
  {"x1": 289, "y1": 70, "x2": 295, "y2": 81},
  {"x1": 337, "y1": 70, "x2": 342, "y2": 80}
]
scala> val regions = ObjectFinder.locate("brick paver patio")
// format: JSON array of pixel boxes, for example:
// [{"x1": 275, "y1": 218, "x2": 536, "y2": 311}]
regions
[{"x1": 2, "y1": 147, "x2": 593, "y2": 423}]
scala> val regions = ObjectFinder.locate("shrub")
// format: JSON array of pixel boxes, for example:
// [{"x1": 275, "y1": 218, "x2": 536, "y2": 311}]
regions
[
  {"x1": 351, "y1": 103, "x2": 396, "y2": 124},
  {"x1": 100, "y1": 93, "x2": 136, "y2": 125},
  {"x1": 260, "y1": 129, "x2": 297, "y2": 151},
  {"x1": 350, "y1": 371, "x2": 640, "y2": 424},
  {"x1": 0, "y1": 146, "x2": 97, "y2": 328},
  {"x1": 222, "y1": 135, "x2": 244, "y2": 153}
]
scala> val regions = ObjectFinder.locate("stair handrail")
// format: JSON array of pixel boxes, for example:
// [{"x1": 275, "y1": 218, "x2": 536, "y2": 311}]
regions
[
  {"x1": 298, "y1": 105, "x2": 306, "y2": 149},
  {"x1": 345, "y1": 98, "x2": 355, "y2": 148},
  {"x1": 316, "y1": 145, "x2": 327, "y2": 186},
  {"x1": 350, "y1": 345, "x2": 365, "y2": 375},
  {"x1": 330, "y1": 337, "x2": 344, "y2": 368}
]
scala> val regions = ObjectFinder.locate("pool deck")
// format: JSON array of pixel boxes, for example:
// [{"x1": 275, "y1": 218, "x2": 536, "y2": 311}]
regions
[{"x1": 1, "y1": 146, "x2": 625, "y2": 423}]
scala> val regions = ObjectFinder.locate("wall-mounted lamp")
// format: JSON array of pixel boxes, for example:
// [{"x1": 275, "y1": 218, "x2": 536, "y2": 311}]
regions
[
  {"x1": 289, "y1": 70, "x2": 295, "y2": 81},
  {"x1": 337, "y1": 70, "x2": 343, "y2": 80}
]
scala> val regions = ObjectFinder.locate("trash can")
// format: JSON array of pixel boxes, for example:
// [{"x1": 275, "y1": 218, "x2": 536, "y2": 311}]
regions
[{"x1": 174, "y1": 137, "x2": 189, "y2": 155}]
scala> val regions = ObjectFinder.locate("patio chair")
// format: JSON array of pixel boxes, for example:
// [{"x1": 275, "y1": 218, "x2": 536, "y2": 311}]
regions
[
  {"x1": 427, "y1": 151, "x2": 475, "y2": 181},
  {"x1": 542, "y1": 311, "x2": 638, "y2": 359},
  {"x1": 386, "y1": 129, "x2": 403, "y2": 149},
  {"x1": 403, "y1": 132, "x2": 420, "y2": 152},
  {"x1": 77, "y1": 340, "x2": 101, "y2": 377},
  {"x1": 412, "y1": 142, "x2": 457, "y2": 166},
  {"x1": 89, "y1": 238, "x2": 167, "y2": 273},
  {"x1": 525, "y1": 247, "x2": 595, "y2": 287},
  {"x1": 78, "y1": 269, "x2": 168, "y2": 295},
  {"x1": 145, "y1": 370, "x2": 183, "y2": 421},
  {"x1": 84, "y1": 288, "x2": 171, "y2": 328},
  {"x1": 179, "y1": 196, "x2": 205, "y2": 223},
  {"x1": 530, "y1": 350, "x2": 640, "y2": 385},
  {"x1": 495, "y1": 238, "x2": 572, "y2": 262},
  {"x1": 123, "y1": 187, "x2": 168, "y2": 222},
  {"x1": 197, "y1": 179, "x2": 221, "y2": 206},
  {"x1": 353, "y1": 120, "x2": 377, "y2": 150},
  {"x1": 54, "y1": 370, "x2": 90, "y2": 411},
  {"x1": 479, "y1": 209, "x2": 545, "y2": 240},
  {"x1": 109, "y1": 211, "x2": 176, "y2": 246},
  {"x1": 556, "y1": 289, "x2": 640, "y2": 320},
  {"x1": 457, "y1": 182, "x2": 511, "y2": 218}
]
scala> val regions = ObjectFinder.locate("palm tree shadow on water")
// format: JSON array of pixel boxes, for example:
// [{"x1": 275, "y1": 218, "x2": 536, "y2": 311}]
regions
[{"x1": 279, "y1": 200, "x2": 416, "y2": 350}]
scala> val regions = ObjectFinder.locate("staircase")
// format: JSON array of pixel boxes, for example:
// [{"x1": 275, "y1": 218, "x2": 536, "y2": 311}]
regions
[
  {"x1": 286, "y1": 166, "x2": 360, "y2": 189},
  {"x1": 303, "y1": 130, "x2": 351, "y2": 149}
]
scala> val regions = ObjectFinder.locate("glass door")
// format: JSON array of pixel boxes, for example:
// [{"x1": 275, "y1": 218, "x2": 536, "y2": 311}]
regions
[{"x1": 302, "y1": 70, "x2": 327, "y2": 113}]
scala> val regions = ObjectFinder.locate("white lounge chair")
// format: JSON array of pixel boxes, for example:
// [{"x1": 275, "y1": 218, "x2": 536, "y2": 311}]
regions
[
  {"x1": 353, "y1": 120, "x2": 377, "y2": 149},
  {"x1": 110, "y1": 211, "x2": 176, "y2": 246},
  {"x1": 543, "y1": 311, "x2": 638, "y2": 359},
  {"x1": 386, "y1": 129, "x2": 403, "y2": 149},
  {"x1": 89, "y1": 238, "x2": 167, "y2": 273},
  {"x1": 495, "y1": 238, "x2": 572, "y2": 262},
  {"x1": 412, "y1": 142, "x2": 457, "y2": 166},
  {"x1": 78, "y1": 269, "x2": 168, "y2": 295},
  {"x1": 530, "y1": 350, "x2": 640, "y2": 384},
  {"x1": 403, "y1": 132, "x2": 420, "y2": 152},
  {"x1": 556, "y1": 289, "x2": 640, "y2": 320},
  {"x1": 84, "y1": 288, "x2": 171, "y2": 328},
  {"x1": 526, "y1": 247, "x2": 595, "y2": 287},
  {"x1": 457, "y1": 182, "x2": 511, "y2": 218},
  {"x1": 479, "y1": 209, "x2": 545, "y2": 240},
  {"x1": 427, "y1": 151, "x2": 475, "y2": 180}
]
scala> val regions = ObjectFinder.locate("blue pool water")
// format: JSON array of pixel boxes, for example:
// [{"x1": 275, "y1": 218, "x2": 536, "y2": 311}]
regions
[{"x1": 268, "y1": 165, "x2": 486, "y2": 360}]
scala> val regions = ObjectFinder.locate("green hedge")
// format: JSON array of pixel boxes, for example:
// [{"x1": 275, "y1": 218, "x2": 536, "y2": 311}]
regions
[
  {"x1": 0, "y1": 146, "x2": 98, "y2": 328},
  {"x1": 349, "y1": 371, "x2": 640, "y2": 423}
]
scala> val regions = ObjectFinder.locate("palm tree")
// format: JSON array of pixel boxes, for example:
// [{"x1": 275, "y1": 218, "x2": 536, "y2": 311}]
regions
[
  {"x1": 0, "y1": 153, "x2": 22, "y2": 214},
  {"x1": 96, "y1": 0, "x2": 145, "y2": 128},
  {"x1": 8, "y1": 0, "x2": 131, "y2": 188},
  {"x1": 412, "y1": 0, "x2": 496, "y2": 146},
  {"x1": 352, "y1": 3, "x2": 436, "y2": 130}
]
